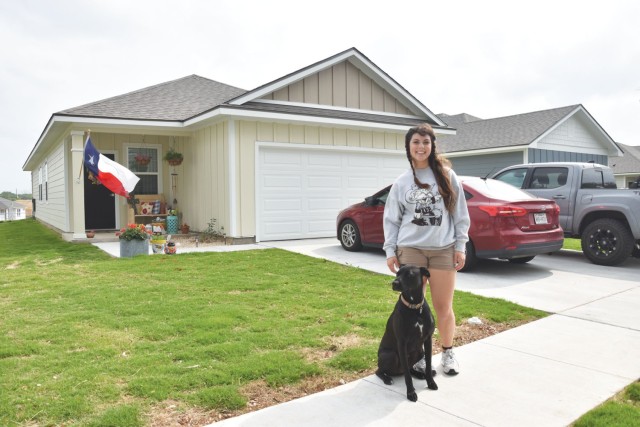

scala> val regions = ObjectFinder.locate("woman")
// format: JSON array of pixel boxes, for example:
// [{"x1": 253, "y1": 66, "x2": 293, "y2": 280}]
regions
[{"x1": 383, "y1": 123, "x2": 470, "y2": 375}]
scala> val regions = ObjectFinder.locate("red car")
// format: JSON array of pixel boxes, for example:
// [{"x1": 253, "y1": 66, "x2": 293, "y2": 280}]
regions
[{"x1": 336, "y1": 176, "x2": 564, "y2": 271}]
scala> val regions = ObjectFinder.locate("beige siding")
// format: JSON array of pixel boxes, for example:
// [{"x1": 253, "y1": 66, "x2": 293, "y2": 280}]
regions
[
  {"x1": 34, "y1": 142, "x2": 67, "y2": 230},
  {"x1": 181, "y1": 124, "x2": 228, "y2": 234},
  {"x1": 258, "y1": 59, "x2": 413, "y2": 114}
]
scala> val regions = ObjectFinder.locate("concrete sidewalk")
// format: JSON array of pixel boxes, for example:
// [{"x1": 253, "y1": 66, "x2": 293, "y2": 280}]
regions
[{"x1": 94, "y1": 238, "x2": 640, "y2": 426}]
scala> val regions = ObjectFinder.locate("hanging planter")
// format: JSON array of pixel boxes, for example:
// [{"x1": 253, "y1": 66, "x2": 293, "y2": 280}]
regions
[
  {"x1": 164, "y1": 148, "x2": 184, "y2": 166},
  {"x1": 134, "y1": 153, "x2": 152, "y2": 166}
]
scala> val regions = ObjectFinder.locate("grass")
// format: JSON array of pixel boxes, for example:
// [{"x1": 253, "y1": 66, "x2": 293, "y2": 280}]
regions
[
  {"x1": 1, "y1": 219, "x2": 547, "y2": 426},
  {"x1": 563, "y1": 237, "x2": 582, "y2": 251},
  {"x1": 572, "y1": 380, "x2": 640, "y2": 426}
]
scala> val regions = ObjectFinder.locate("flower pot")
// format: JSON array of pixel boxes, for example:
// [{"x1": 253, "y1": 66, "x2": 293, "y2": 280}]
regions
[
  {"x1": 150, "y1": 239, "x2": 167, "y2": 254},
  {"x1": 168, "y1": 158, "x2": 183, "y2": 166},
  {"x1": 86, "y1": 230, "x2": 96, "y2": 238},
  {"x1": 119, "y1": 239, "x2": 149, "y2": 258}
]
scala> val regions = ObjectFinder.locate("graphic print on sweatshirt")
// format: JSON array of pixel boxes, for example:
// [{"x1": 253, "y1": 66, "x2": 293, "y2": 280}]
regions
[{"x1": 405, "y1": 184, "x2": 443, "y2": 226}]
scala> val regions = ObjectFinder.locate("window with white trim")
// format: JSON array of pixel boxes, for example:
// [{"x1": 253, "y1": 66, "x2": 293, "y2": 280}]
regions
[{"x1": 127, "y1": 146, "x2": 160, "y2": 195}]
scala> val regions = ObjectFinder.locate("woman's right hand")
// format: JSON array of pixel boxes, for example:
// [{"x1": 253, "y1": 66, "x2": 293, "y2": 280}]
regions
[{"x1": 387, "y1": 256, "x2": 400, "y2": 273}]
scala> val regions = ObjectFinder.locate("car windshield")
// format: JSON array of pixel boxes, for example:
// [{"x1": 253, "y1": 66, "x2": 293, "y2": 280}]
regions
[{"x1": 464, "y1": 178, "x2": 536, "y2": 200}]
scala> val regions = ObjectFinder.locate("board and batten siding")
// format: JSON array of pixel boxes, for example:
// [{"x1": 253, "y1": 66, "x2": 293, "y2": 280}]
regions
[
  {"x1": 528, "y1": 148, "x2": 607, "y2": 165},
  {"x1": 449, "y1": 152, "x2": 525, "y2": 178},
  {"x1": 181, "y1": 123, "x2": 228, "y2": 235},
  {"x1": 262, "y1": 60, "x2": 412, "y2": 115}
]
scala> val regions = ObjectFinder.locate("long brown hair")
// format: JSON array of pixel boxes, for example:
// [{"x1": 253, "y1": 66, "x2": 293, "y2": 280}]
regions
[{"x1": 405, "y1": 124, "x2": 457, "y2": 213}]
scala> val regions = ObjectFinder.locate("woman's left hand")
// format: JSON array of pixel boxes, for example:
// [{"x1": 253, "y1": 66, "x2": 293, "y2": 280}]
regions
[{"x1": 454, "y1": 251, "x2": 466, "y2": 271}]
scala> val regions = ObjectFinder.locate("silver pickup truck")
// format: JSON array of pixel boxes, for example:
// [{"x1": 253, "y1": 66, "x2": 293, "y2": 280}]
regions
[{"x1": 492, "y1": 162, "x2": 640, "y2": 266}]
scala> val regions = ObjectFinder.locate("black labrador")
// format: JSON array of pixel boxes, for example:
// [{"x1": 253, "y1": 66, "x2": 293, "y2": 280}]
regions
[{"x1": 375, "y1": 265, "x2": 438, "y2": 401}]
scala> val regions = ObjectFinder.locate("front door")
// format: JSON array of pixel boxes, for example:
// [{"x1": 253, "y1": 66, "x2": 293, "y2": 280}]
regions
[{"x1": 84, "y1": 153, "x2": 116, "y2": 230}]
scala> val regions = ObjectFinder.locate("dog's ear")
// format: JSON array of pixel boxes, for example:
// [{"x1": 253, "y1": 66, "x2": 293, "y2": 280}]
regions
[{"x1": 420, "y1": 266, "x2": 430, "y2": 279}]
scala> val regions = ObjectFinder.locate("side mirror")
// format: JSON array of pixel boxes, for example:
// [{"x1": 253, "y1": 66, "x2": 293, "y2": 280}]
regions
[{"x1": 364, "y1": 196, "x2": 377, "y2": 206}]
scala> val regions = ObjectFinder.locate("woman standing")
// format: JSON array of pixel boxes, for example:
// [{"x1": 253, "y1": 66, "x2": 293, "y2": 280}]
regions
[{"x1": 383, "y1": 123, "x2": 470, "y2": 375}]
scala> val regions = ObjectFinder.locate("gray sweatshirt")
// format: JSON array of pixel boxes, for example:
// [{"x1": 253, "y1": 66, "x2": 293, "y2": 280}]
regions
[{"x1": 383, "y1": 167, "x2": 470, "y2": 259}]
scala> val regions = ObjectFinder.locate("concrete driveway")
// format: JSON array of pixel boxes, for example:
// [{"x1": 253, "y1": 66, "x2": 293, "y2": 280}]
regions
[{"x1": 212, "y1": 238, "x2": 640, "y2": 427}]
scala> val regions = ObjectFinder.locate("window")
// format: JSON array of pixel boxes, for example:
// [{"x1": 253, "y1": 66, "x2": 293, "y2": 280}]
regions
[
  {"x1": 530, "y1": 167, "x2": 568, "y2": 189},
  {"x1": 127, "y1": 146, "x2": 160, "y2": 195},
  {"x1": 582, "y1": 168, "x2": 617, "y2": 189},
  {"x1": 44, "y1": 162, "x2": 48, "y2": 201},
  {"x1": 38, "y1": 167, "x2": 43, "y2": 201},
  {"x1": 493, "y1": 168, "x2": 527, "y2": 188}
]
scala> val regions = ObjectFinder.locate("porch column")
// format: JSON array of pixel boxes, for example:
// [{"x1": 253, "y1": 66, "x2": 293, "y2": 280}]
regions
[{"x1": 70, "y1": 131, "x2": 86, "y2": 239}]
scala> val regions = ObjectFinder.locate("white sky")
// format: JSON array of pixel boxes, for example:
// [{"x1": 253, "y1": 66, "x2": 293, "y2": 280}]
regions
[{"x1": 1, "y1": 0, "x2": 639, "y2": 193}]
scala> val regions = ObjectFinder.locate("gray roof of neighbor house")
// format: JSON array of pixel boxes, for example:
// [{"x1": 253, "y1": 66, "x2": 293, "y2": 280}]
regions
[
  {"x1": 58, "y1": 75, "x2": 248, "y2": 121},
  {"x1": 437, "y1": 105, "x2": 581, "y2": 152},
  {"x1": 438, "y1": 112, "x2": 482, "y2": 129},
  {"x1": 0, "y1": 197, "x2": 20, "y2": 210},
  {"x1": 610, "y1": 143, "x2": 640, "y2": 174}
]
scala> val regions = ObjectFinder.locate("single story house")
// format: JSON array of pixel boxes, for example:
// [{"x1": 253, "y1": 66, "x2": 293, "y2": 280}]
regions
[
  {"x1": 22, "y1": 47, "x2": 626, "y2": 243},
  {"x1": 437, "y1": 105, "x2": 623, "y2": 177},
  {"x1": 0, "y1": 197, "x2": 27, "y2": 221},
  {"x1": 609, "y1": 142, "x2": 640, "y2": 188},
  {"x1": 23, "y1": 47, "x2": 455, "y2": 242}
]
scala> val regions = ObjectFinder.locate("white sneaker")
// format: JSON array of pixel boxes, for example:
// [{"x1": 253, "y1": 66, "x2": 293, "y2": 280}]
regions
[
  {"x1": 411, "y1": 356, "x2": 436, "y2": 377},
  {"x1": 441, "y1": 349, "x2": 459, "y2": 375}
]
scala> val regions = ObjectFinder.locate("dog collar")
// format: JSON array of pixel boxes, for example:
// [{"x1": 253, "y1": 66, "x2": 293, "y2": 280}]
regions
[{"x1": 401, "y1": 294, "x2": 424, "y2": 310}]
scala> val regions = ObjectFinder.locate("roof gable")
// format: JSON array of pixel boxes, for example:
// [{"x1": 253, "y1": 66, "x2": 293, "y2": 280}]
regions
[
  {"x1": 438, "y1": 105, "x2": 622, "y2": 156},
  {"x1": 226, "y1": 47, "x2": 446, "y2": 127},
  {"x1": 58, "y1": 75, "x2": 247, "y2": 121}
]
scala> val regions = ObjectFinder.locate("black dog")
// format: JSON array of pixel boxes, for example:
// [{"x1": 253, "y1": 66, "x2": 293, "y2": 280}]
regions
[{"x1": 376, "y1": 265, "x2": 438, "y2": 401}]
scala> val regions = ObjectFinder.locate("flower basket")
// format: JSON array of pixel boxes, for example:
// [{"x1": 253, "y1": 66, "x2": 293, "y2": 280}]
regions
[{"x1": 164, "y1": 148, "x2": 184, "y2": 166}]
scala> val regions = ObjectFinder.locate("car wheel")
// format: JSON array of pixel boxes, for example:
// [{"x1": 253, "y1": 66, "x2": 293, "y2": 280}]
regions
[
  {"x1": 459, "y1": 240, "x2": 478, "y2": 272},
  {"x1": 339, "y1": 220, "x2": 363, "y2": 251},
  {"x1": 507, "y1": 256, "x2": 535, "y2": 264},
  {"x1": 581, "y1": 219, "x2": 634, "y2": 266}
]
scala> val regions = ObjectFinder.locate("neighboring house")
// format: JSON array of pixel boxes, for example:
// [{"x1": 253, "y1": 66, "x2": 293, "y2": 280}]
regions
[
  {"x1": 609, "y1": 142, "x2": 640, "y2": 188},
  {"x1": 22, "y1": 47, "x2": 455, "y2": 242},
  {"x1": 0, "y1": 197, "x2": 26, "y2": 221},
  {"x1": 437, "y1": 105, "x2": 623, "y2": 177}
]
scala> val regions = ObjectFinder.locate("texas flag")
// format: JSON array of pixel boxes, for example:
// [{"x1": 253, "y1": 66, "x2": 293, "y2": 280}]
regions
[{"x1": 84, "y1": 137, "x2": 140, "y2": 198}]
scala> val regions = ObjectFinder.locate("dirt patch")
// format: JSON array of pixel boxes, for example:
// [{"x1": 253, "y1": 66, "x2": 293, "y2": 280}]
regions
[{"x1": 144, "y1": 318, "x2": 526, "y2": 426}]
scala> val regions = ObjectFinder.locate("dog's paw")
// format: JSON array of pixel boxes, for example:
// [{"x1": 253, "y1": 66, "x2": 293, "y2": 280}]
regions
[
  {"x1": 376, "y1": 371, "x2": 394, "y2": 385},
  {"x1": 426, "y1": 379, "x2": 438, "y2": 390},
  {"x1": 407, "y1": 390, "x2": 418, "y2": 402}
]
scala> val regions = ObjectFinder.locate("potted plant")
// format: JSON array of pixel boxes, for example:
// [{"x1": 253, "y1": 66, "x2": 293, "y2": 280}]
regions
[
  {"x1": 164, "y1": 148, "x2": 184, "y2": 166},
  {"x1": 116, "y1": 223, "x2": 151, "y2": 257},
  {"x1": 134, "y1": 153, "x2": 152, "y2": 166},
  {"x1": 180, "y1": 223, "x2": 190, "y2": 234}
]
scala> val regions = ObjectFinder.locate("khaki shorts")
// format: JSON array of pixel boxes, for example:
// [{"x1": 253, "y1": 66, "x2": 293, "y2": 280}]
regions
[{"x1": 397, "y1": 245, "x2": 456, "y2": 271}]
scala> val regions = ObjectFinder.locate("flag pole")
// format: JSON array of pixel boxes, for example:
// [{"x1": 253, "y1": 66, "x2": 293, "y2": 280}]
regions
[{"x1": 77, "y1": 129, "x2": 90, "y2": 180}]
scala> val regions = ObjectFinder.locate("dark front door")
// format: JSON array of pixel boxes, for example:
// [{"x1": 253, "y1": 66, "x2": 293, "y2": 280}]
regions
[{"x1": 84, "y1": 153, "x2": 116, "y2": 230}]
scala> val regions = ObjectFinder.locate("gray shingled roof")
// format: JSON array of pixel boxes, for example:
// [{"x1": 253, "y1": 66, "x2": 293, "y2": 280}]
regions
[
  {"x1": 610, "y1": 142, "x2": 640, "y2": 174},
  {"x1": 438, "y1": 113, "x2": 482, "y2": 129},
  {"x1": 58, "y1": 75, "x2": 247, "y2": 121},
  {"x1": 437, "y1": 105, "x2": 579, "y2": 152},
  {"x1": 0, "y1": 197, "x2": 19, "y2": 210}
]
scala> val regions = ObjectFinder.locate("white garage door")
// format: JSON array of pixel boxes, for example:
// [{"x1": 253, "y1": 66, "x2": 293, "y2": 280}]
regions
[{"x1": 257, "y1": 145, "x2": 407, "y2": 241}]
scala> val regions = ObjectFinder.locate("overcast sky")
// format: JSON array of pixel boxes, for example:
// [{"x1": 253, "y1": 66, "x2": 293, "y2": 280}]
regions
[{"x1": 1, "y1": 0, "x2": 639, "y2": 193}]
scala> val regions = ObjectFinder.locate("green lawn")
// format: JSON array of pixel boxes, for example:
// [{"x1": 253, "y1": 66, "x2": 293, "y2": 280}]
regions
[
  {"x1": 563, "y1": 237, "x2": 582, "y2": 251},
  {"x1": 0, "y1": 220, "x2": 548, "y2": 426},
  {"x1": 572, "y1": 380, "x2": 640, "y2": 427}
]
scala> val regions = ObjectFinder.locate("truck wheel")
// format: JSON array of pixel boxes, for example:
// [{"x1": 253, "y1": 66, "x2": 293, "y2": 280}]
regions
[
  {"x1": 581, "y1": 219, "x2": 634, "y2": 266},
  {"x1": 459, "y1": 240, "x2": 478, "y2": 272},
  {"x1": 339, "y1": 220, "x2": 363, "y2": 251}
]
